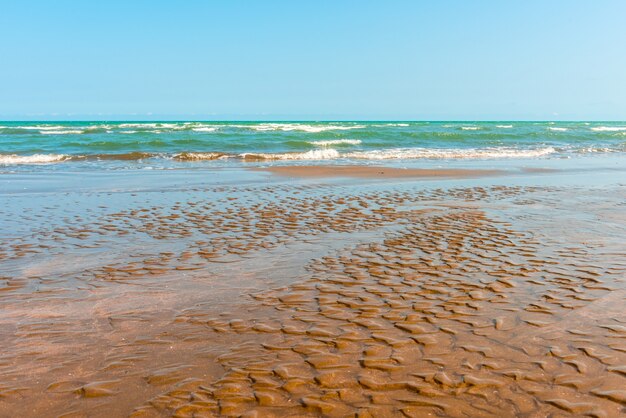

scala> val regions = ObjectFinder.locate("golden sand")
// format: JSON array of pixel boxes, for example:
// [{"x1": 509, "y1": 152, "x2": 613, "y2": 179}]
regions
[{"x1": 0, "y1": 179, "x2": 624, "y2": 417}]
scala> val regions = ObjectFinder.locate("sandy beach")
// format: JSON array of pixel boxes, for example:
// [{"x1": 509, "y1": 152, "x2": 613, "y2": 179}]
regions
[{"x1": 1, "y1": 163, "x2": 624, "y2": 417}]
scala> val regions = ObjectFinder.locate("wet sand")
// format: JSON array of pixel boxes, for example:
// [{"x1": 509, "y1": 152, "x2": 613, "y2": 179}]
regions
[
  {"x1": 0, "y1": 167, "x2": 625, "y2": 417},
  {"x1": 255, "y1": 165, "x2": 504, "y2": 178}
]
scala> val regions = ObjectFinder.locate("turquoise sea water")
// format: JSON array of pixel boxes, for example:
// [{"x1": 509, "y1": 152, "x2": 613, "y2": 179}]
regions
[{"x1": 0, "y1": 121, "x2": 625, "y2": 169}]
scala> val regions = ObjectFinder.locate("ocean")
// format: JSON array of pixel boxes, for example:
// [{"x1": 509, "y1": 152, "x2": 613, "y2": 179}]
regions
[{"x1": 1, "y1": 121, "x2": 625, "y2": 169}]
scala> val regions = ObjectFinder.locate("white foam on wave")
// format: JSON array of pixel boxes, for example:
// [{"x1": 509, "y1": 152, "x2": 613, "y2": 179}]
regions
[
  {"x1": 344, "y1": 147, "x2": 556, "y2": 160},
  {"x1": 241, "y1": 147, "x2": 556, "y2": 161},
  {"x1": 116, "y1": 123, "x2": 217, "y2": 131},
  {"x1": 496, "y1": 125, "x2": 513, "y2": 128},
  {"x1": 0, "y1": 147, "x2": 568, "y2": 165},
  {"x1": 243, "y1": 123, "x2": 365, "y2": 133},
  {"x1": 119, "y1": 123, "x2": 158, "y2": 128},
  {"x1": 461, "y1": 126, "x2": 480, "y2": 130},
  {"x1": 309, "y1": 139, "x2": 362, "y2": 146},
  {"x1": 0, "y1": 154, "x2": 68, "y2": 164},
  {"x1": 591, "y1": 126, "x2": 626, "y2": 132},
  {"x1": 40, "y1": 130, "x2": 84, "y2": 135},
  {"x1": 15, "y1": 124, "x2": 113, "y2": 132},
  {"x1": 548, "y1": 127, "x2": 568, "y2": 132},
  {"x1": 174, "y1": 152, "x2": 227, "y2": 161},
  {"x1": 243, "y1": 149, "x2": 341, "y2": 160},
  {"x1": 17, "y1": 125, "x2": 64, "y2": 130}
]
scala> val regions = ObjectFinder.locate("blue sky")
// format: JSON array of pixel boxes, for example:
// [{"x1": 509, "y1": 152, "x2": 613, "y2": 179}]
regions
[{"x1": 1, "y1": 0, "x2": 625, "y2": 120}]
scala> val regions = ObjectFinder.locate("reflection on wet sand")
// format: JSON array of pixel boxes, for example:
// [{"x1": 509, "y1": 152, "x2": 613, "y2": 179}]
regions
[
  {"x1": 254, "y1": 165, "x2": 505, "y2": 179},
  {"x1": 0, "y1": 177, "x2": 624, "y2": 417}
]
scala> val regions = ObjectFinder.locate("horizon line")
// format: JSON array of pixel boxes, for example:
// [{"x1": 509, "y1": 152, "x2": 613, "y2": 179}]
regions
[{"x1": 2, "y1": 119, "x2": 626, "y2": 123}]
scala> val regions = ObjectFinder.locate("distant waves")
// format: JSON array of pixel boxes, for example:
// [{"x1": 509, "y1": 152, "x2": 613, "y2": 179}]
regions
[{"x1": 1, "y1": 121, "x2": 625, "y2": 166}]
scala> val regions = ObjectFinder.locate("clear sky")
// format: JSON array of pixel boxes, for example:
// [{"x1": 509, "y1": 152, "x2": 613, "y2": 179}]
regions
[{"x1": 1, "y1": 0, "x2": 625, "y2": 120}]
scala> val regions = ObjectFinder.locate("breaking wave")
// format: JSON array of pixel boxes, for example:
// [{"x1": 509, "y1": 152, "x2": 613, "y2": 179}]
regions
[
  {"x1": 240, "y1": 149, "x2": 341, "y2": 161},
  {"x1": 6, "y1": 144, "x2": 625, "y2": 165},
  {"x1": 590, "y1": 126, "x2": 626, "y2": 132},
  {"x1": 0, "y1": 154, "x2": 68, "y2": 164},
  {"x1": 308, "y1": 139, "x2": 362, "y2": 147},
  {"x1": 344, "y1": 147, "x2": 556, "y2": 160},
  {"x1": 244, "y1": 123, "x2": 365, "y2": 133},
  {"x1": 174, "y1": 152, "x2": 227, "y2": 161},
  {"x1": 167, "y1": 147, "x2": 557, "y2": 162}
]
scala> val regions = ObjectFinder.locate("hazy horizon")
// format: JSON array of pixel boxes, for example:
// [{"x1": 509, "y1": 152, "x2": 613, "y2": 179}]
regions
[{"x1": 2, "y1": 117, "x2": 626, "y2": 123}]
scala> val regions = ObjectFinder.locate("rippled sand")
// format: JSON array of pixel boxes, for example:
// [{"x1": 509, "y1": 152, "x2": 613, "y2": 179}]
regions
[{"x1": 0, "y1": 170, "x2": 625, "y2": 417}]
